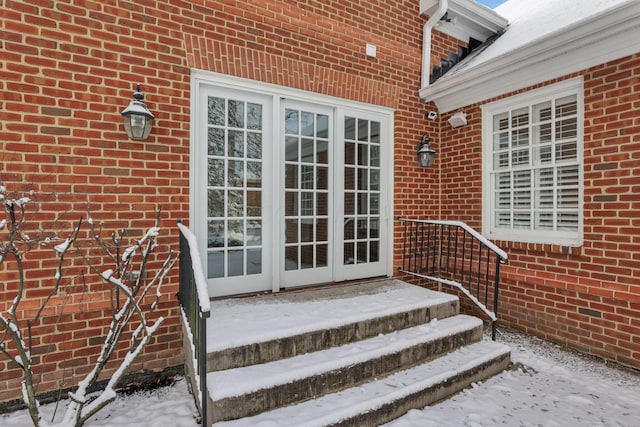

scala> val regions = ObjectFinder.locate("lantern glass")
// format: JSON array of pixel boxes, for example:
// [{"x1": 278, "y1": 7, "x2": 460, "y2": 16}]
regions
[
  {"x1": 417, "y1": 138, "x2": 436, "y2": 168},
  {"x1": 418, "y1": 150, "x2": 435, "y2": 168},
  {"x1": 121, "y1": 85, "x2": 154, "y2": 140},
  {"x1": 124, "y1": 113, "x2": 152, "y2": 140}
]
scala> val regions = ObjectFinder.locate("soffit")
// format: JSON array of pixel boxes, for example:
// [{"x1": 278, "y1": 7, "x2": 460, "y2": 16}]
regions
[{"x1": 420, "y1": 0, "x2": 508, "y2": 42}]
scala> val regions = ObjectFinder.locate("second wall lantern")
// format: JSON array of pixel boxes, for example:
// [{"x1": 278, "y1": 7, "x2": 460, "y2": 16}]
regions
[
  {"x1": 417, "y1": 135, "x2": 436, "y2": 168},
  {"x1": 121, "y1": 84, "x2": 154, "y2": 140}
]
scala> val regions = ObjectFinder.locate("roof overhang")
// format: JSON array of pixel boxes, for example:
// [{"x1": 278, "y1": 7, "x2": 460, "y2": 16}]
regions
[
  {"x1": 420, "y1": 0, "x2": 640, "y2": 113},
  {"x1": 420, "y1": 0, "x2": 508, "y2": 42}
]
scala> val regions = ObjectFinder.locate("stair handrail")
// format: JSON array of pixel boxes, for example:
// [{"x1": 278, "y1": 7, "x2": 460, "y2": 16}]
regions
[
  {"x1": 177, "y1": 221, "x2": 211, "y2": 425},
  {"x1": 397, "y1": 218, "x2": 508, "y2": 340}
]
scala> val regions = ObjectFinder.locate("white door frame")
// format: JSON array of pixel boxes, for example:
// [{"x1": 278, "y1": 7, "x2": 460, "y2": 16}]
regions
[{"x1": 191, "y1": 70, "x2": 395, "y2": 297}]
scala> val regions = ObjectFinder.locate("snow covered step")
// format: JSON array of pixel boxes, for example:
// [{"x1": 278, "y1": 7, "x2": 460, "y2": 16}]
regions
[
  {"x1": 207, "y1": 279, "x2": 460, "y2": 371},
  {"x1": 212, "y1": 340, "x2": 511, "y2": 427},
  {"x1": 208, "y1": 314, "x2": 484, "y2": 423}
]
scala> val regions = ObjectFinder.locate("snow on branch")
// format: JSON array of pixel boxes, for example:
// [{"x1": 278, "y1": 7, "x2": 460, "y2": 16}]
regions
[{"x1": 0, "y1": 190, "x2": 177, "y2": 427}]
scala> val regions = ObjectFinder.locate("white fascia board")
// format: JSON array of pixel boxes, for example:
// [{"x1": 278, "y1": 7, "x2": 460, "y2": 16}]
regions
[
  {"x1": 421, "y1": 0, "x2": 508, "y2": 42},
  {"x1": 420, "y1": 1, "x2": 640, "y2": 113}
]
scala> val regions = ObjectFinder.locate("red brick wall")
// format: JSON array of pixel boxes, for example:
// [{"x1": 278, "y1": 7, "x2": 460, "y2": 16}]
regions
[
  {"x1": 0, "y1": 0, "x2": 437, "y2": 404},
  {"x1": 438, "y1": 54, "x2": 640, "y2": 369}
]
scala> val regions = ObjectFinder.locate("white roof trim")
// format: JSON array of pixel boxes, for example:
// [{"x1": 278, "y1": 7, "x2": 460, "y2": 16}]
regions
[
  {"x1": 420, "y1": 0, "x2": 640, "y2": 113},
  {"x1": 420, "y1": 0, "x2": 508, "y2": 42}
]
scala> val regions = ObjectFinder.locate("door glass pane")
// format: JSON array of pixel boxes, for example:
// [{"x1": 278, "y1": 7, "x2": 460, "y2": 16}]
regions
[
  {"x1": 285, "y1": 219, "x2": 298, "y2": 244},
  {"x1": 369, "y1": 241, "x2": 379, "y2": 262},
  {"x1": 207, "y1": 189, "x2": 223, "y2": 217},
  {"x1": 285, "y1": 109, "x2": 298, "y2": 134},
  {"x1": 227, "y1": 219, "x2": 244, "y2": 246},
  {"x1": 247, "y1": 190, "x2": 261, "y2": 216},
  {"x1": 208, "y1": 251, "x2": 224, "y2": 278},
  {"x1": 207, "y1": 160, "x2": 224, "y2": 186},
  {"x1": 247, "y1": 248, "x2": 262, "y2": 274},
  {"x1": 228, "y1": 161, "x2": 243, "y2": 187},
  {"x1": 345, "y1": 117, "x2": 356, "y2": 140},
  {"x1": 247, "y1": 132, "x2": 262, "y2": 159},
  {"x1": 317, "y1": 140, "x2": 328, "y2": 164},
  {"x1": 317, "y1": 167, "x2": 328, "y2": 190},
  {"x1": 301, "y1": 219, "x2": 314, "y2": 243},
  {"x1": 285, "y1": 136, "x2": 298, "y2": 161},
  {"x1": 208, "y1": 128, "x2": 224, "y2": 156},
  {"x1": 317, "y1": 115, "x2": 329, "y2": 138},
  {"x1": 228, "y1": 100, "x2": 244, "y2": 128},
  {"x1": 344, "y1": 242, "x2": 354, "y2": 264},
  {"x1": 247, "y1": 220, "x2": 262, "y2": 246},
  {"x1": 301, "y1": 245, "x2": 314, "y2": 269},
  {"x1": 228, "y1": 130, "x2": 244, "y2": 157},
  {"x1": 317, "y1": 244, "x2": 328, "y2": 267},
  {"x1": 207, "y1": 96, "x2": 264, "y2": 279},
  {"x1": 317, "y1": 193, "x2": 328, "y2": 216},
  {"x1": 285, "y1": 246, "x2": 298, "y2": 270},
  {"x1": 285, "y1": 192, "x2": 298, "y2": 216},
  {"x1": 207, "y1": 220, "x2": 224, "y2": 248},
  {"x1": 370, "y1": 121, "x2": 380, "y2": 143},
  {"x1": 247, "y1": 103, "x2": 262, "y2": 130},
  {"x1": 301, "y1": 139, "x2": 314, "y2": 163},
  {"x1": 228, "y1": 250, "x2": 244, "y2": 276},
  {"x1": 208, "y1": 97, "x2": 225, "y2": 126},
  {"x1": 247, "y1": 162, "x2": 261, "y2": 187}
]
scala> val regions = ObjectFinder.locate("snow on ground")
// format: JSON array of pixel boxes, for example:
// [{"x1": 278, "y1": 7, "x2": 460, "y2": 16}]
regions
[
  {"x1": 0, "y1": 377, "x2": 200, "y2": 427},
  {"x1": 385, "y1": 329, "x2": 640, "y2": 427},
  {"x1": 2, "y1": 329, "x2": 639, "y2": 426}
]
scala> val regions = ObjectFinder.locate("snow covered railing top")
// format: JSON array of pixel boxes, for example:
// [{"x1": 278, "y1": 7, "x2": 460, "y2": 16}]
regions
[
  {"x1": 397, "y1": 218, "x2": 507, "y2": 340},
  {"x1": 176, "y1": 221, "x2": 211, "y2": 426},
  {"x1": 177, "y1": 222, "x2": 210, "y2": 314}
]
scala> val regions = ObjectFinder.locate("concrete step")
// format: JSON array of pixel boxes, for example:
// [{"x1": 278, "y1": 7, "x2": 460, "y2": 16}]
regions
[
  {"x1": 207, "y1": 279, "x2": 460, "y2": 371},
  {"x1": 207, "y1": 314, "x2": 484, "y2": 423},
  {"x1": 212, "y1": 340, "x2": 511, "y2": 427}
]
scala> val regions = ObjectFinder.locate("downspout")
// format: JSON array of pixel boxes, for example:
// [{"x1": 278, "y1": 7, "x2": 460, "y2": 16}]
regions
[{"x1": 421, "y1": 0, "x2": 449, "y2": 88}]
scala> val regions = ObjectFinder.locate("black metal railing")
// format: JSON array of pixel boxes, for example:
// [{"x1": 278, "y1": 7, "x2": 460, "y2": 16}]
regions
[
  {"x1": 397, "y1": 218, "x2": 508, "y2": 340},
  {"x1": 177, "y1": 221, "x2": 211, "y2": 425}
]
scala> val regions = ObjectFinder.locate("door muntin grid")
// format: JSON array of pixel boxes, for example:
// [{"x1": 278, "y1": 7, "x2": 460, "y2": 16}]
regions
[
  {"x1": 343, "y1": 117, "x2": 381, "y2": 265},
  {"x1": 284, "y1": 107, "x2": 330, "y2": 272},
  {"x1": 207, "y1": 97, "x2": 264, "y2": 279}
]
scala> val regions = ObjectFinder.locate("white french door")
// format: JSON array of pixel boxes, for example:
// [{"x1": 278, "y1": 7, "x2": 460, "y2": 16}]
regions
[
  {"x1": 195, "y1": 86, "x2": 274, "y2": 297},
  {"x1": 194, "y1": 80, "x2": 391, "y2": 297},
  {"x1": 280, "y1": 101, "x2": 333, "y2": 287}
]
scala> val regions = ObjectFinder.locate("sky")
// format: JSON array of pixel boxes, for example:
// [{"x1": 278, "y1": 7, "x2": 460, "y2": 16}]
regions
[{"x1": 476, "y1": 0, "x2": 507, "y2": 8}]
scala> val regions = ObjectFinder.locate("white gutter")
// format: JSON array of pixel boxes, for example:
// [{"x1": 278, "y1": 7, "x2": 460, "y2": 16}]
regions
[{"x1": 421, "y1": 0, "x2": 448, "y2": 88}]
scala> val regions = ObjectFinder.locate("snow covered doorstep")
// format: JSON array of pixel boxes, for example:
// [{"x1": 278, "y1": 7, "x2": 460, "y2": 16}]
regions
[{"x1": 206, "y1": 279, "x2": 457, "y2": 352}]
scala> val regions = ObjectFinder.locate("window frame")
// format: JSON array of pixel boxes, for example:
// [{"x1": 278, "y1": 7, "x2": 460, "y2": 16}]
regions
[{"x1": 481, "y1": 77, "x2": 584, "y2": 246}]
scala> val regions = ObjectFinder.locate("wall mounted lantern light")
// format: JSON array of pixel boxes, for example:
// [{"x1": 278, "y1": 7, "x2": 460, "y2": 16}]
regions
[
  {"x1": 121, "y1": 84, "x2": 154, "y2": 140},
  {"x1": 417, "y1": 135, "x2": 436, "y2": 168}
]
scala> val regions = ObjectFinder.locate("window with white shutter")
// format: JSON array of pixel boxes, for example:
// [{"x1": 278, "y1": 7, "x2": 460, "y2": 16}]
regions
[{"x1": 482, "y1": 78, "x2": 584, "y2": 245}]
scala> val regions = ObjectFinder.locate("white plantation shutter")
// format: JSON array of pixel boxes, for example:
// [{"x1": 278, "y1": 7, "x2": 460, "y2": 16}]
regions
[{"x1": 483, "y1": 78, "x2": 583, "y2": 245}]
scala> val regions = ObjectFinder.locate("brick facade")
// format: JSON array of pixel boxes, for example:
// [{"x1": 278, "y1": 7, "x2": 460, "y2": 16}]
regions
[
  {"x1": 0, "y1": 0, "x2": 441, "y2": 405},
  {"x1": 3, "y1": 0, "x2": 635, "y2": 408},
  {"x1": 438, "y1": 54, "x2": 640, "y2": 369}
]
